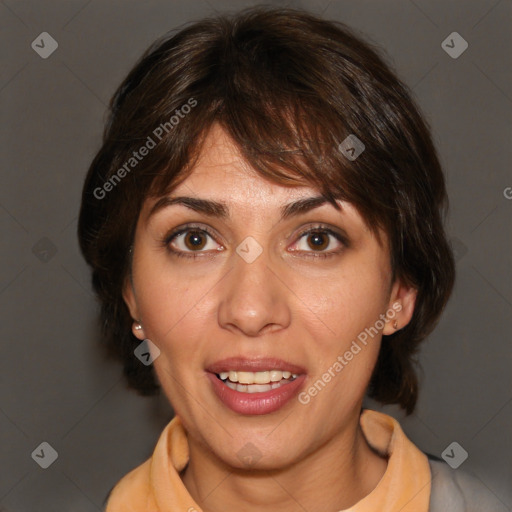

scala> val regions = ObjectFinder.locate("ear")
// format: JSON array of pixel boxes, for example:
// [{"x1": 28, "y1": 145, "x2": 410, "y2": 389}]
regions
[
  {"x1": 382, "y1": 277, "x2": 418, "y2": 335},
  {"x1": 122, "y1": 277, "x2": 145, "y2": 340}
]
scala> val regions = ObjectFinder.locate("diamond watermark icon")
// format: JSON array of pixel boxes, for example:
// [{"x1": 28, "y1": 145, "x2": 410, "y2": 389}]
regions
[
  {"x1": 338, "y1": 134, "x2": 365, "y2": 161},
  {"x1": 237, "y1": 442, "x2": 263, "y2": 467},
  {"x1": 31, "y1": 442, "x2": 58, "y2": 469},
  {"x1": 31, "y1": 32, "x2": 58, "y2": 59},
  {"x1": 450, "y1": 237, "x2": 468, "y2": 263},
  {"x1": 236, "y1": 236, "x2": 263, "y2": 264},
  {"x1": 442, "y1": 441, "x2": 468, "y2": 469},
  {"x1": 441, "y1": 32, "x2": 468, "y2": 59},
  {"x1": 32, "y1": 237, "x2": 58, "y2": 263},
  {"x1": 134, "y1": 339, "x2": 161, "y2": 365}
]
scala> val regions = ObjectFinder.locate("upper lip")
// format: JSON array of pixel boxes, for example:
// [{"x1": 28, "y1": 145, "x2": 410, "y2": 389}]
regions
[{"x1": 206, "y1": 357, "x2": 307, "y2": 375}]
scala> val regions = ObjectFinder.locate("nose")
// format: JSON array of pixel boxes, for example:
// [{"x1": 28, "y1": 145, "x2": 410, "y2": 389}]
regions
[{"x1": 217, "y1": 240, "x2": 291, "y2": 337}]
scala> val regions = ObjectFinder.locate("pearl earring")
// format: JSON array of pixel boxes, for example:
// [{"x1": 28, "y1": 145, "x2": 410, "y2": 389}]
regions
[
  {"x1": 134, "y1": 322, "x2": 142, "y2": 331},
  {"x1": 393, "y1": 320, "x2": 398, "y2": 329}
]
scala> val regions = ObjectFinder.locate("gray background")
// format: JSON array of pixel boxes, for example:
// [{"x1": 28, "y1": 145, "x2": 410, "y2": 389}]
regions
[{"x1": 1, "y1": 0, "x2": 511, "y2": 510}]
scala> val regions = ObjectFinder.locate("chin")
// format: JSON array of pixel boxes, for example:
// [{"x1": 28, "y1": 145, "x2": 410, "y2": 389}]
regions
[{"x1": 221, "y1": 449, "x2": 298, "y2": 473}]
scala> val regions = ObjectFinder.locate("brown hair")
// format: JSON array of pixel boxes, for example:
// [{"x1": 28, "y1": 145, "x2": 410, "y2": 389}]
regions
[{"x1": 78, "y1": 6, "x2": 455, "y2": 414}]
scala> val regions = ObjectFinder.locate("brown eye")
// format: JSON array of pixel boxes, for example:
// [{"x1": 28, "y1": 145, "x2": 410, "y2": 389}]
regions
[
  {"x1": 165, "y1": 225, "x2": 222, "y2": 258},
  {"x1": 289, "y1": 225, "x2": 347, "y2": 259},
  {"x1": 306, "y1": 231, "x2": 330, "y2": 251},
  {"x1": 184, "y1": 230, "x2": 207, "y2": 251}
]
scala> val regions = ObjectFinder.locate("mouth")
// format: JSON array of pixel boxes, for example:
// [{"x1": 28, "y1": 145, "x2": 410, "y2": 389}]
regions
[
  {"x1": 206, "y1": 357, "x2": 307, "y2": 415},
  {"x1": 215, "y1": 370, "x2": 299, "y2": 393}
]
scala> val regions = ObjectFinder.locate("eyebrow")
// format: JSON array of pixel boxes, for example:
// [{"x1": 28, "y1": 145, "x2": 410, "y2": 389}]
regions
[{"x1": 147, "y1": 194, "x2": 340, "y2": 222}]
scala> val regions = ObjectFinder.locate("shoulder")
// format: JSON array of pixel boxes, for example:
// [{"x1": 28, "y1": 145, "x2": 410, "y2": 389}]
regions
[
  {"x1": 104, "y1": 458, "x2": 156, "y2": 511},
  {"x1": 103, "y1": 417, "x2": 181, "y2": 511},
  {"x1": 428, "y1": 458, "x2": 507, "y2": 512}
]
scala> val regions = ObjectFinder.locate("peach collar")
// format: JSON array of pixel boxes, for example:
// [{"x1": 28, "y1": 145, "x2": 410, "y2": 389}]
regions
[{"x1": 106, "y1": 409, "x2": 431, "y2": 511}]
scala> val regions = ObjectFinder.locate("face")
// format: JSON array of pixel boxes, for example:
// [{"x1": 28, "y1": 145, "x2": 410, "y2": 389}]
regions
[{"x1": 124, "y1": 123, "x2": 416, "y2": 470}]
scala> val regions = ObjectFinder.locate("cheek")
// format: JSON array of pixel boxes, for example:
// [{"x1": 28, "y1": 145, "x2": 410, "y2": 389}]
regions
[
  {"x1": 133, "y1": 258, "x2": 202, "y2": 339},
  {"x1": 132, "y1": 258, "x2": 221, "y2": 391},
  {"x1": 290, "y1": 255, "x2": 389, "y2": 406},
  {"x1": 292, "y1": 259, "x2": 389, "y2": 347}
]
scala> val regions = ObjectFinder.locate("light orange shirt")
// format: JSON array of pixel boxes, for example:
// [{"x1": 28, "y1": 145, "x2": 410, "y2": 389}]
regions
[{"x1": 105, "y1": 409, "x2": 431, "y2": 511}]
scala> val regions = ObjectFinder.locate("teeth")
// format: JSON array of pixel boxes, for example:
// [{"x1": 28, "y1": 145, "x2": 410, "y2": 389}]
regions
[
  {"x1": 237, "y1": 371, "x2": 255, "y2": 384},
  {"x1": 254, "y1": 371, "x2": 270, "y2": 384},
  {"x1": 269, "y1": 370, "x2": 282, "y2": 382},
  {"x1": 224, "y1": 380, "x2": 290, "y2": 393},
  {"x1": 218, "y1": 370, "x2": 299, "y2": 384}
]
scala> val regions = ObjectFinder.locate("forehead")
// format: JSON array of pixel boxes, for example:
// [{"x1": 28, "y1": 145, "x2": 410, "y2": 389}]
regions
[
  {"x1": 138, "y1": 124, "x2": 382, "y2": 247},
  {"x1": 145, "y1": 123, "x2": 330, "y2": 219},
  {"x1": 178, "y1": 124, "x2": 313, "y2": 199},
  {"x1": 138, "y1": 123, "x2": 386, "y2": 253}
]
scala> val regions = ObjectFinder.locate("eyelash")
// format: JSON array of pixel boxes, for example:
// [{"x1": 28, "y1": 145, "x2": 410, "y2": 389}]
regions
[{"x1": 162, "y1": 223, "x2": 348, "y2": 260}]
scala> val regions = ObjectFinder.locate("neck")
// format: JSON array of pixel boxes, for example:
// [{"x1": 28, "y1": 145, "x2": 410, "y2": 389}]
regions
[{"x1": 181, "y1": 412, "x2": 387, "y2": 512}]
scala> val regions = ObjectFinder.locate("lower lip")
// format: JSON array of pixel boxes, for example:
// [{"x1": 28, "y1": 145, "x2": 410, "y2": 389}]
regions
[{"x1": 206, "y1": 372, "x2": 307, "y2": 415}]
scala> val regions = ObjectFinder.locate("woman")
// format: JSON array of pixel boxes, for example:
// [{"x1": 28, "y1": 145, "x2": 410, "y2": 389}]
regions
[{"x1": 77, "y1": 7, "x2": 498, "y2": 511}]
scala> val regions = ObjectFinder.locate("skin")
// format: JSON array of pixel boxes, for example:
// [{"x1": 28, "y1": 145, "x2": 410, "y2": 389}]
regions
[{"x1": 123, "y1": 123, "x2": 417, "y2": 512}]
